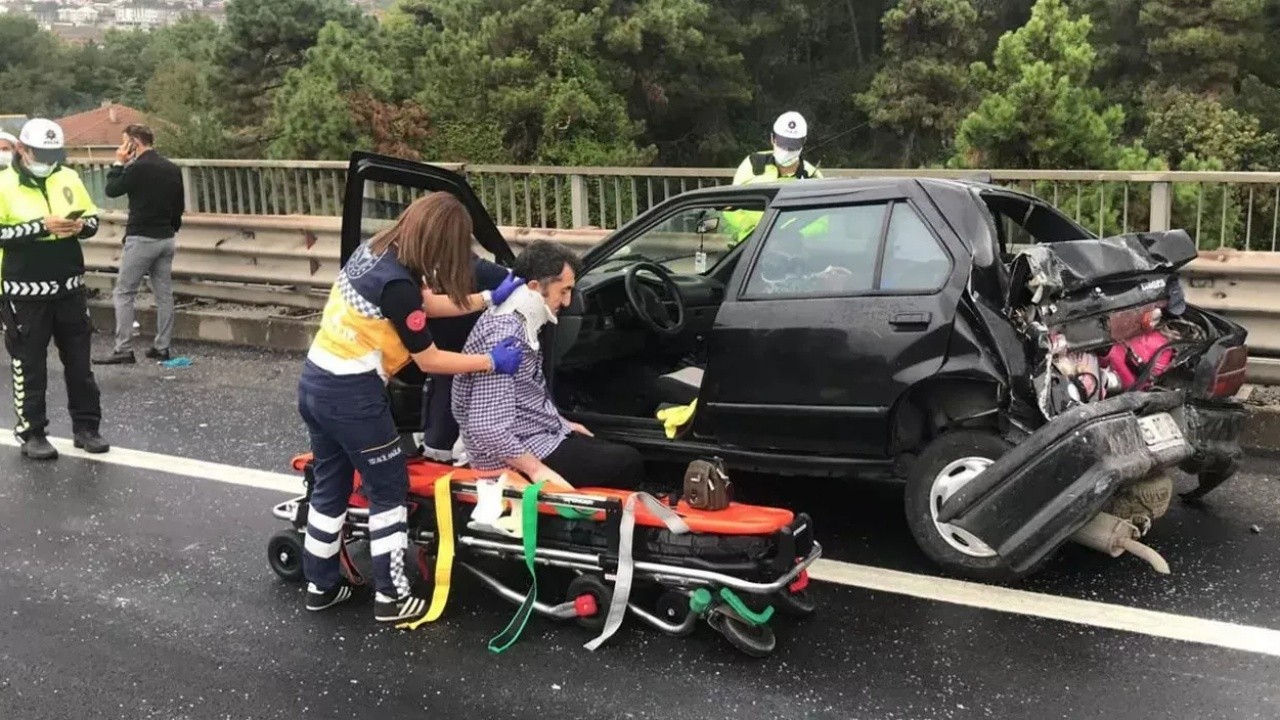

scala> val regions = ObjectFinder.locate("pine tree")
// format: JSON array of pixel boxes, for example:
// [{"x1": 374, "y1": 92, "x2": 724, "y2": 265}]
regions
[{"x1": 856, "y1": 0, "x2": 982, "y2": 167}]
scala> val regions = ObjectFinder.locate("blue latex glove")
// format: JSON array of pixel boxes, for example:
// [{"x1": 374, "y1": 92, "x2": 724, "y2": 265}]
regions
[
  {"x1": 489, "y1": 337, "x2": 524, "y2": 375},
  {"x1": 489, "y1": 272, "x2": 525, "y2": 306}
]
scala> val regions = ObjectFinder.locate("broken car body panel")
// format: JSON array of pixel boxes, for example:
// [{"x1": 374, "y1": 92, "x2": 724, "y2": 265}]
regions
[{"x1": 935, "y1": 390, "x2": 1195, "y2": 573}]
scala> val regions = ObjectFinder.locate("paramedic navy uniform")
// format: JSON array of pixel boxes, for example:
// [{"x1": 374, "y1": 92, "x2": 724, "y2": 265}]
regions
[
  {"x1": 0, "y1": 163, "x2": 104, "y2": 444},
  {"x1": 298, "y1": 241, "x2": 437, "y2": 602}
]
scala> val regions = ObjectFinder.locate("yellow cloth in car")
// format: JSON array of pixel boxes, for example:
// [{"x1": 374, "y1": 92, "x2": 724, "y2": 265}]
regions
[{"x1": 657, "y1": 400, "x2": 698, "y2": 439}]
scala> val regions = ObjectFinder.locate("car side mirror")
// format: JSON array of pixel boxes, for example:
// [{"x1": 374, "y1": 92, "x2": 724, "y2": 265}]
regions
[{"x1": 697, "y1": 216, "x2": 720, "y2": 234}]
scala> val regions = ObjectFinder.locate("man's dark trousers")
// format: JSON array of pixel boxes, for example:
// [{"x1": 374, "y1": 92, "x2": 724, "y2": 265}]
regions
[{"x1": 1, "y1": 290, "x2": 102, "y2": 440}]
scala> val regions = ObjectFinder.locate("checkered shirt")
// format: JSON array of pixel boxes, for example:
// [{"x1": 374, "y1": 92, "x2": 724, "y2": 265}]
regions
[{"x1": 451, "y1": 311, "x2": 569, "y2": 471}]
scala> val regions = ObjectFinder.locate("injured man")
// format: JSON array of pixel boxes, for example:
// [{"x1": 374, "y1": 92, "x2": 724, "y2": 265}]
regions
[{"x1": 452, "y1": 241, "x2": 645, "y2": 492}]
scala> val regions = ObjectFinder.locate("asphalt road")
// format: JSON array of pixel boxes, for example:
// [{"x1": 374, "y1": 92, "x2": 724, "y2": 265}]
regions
[{"x1": 0, "y1": 337, "x2": 1278, "y2": 719}]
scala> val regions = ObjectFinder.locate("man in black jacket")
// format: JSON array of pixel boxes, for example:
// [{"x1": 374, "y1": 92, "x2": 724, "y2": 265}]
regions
[{"x1": 94, "y1": 124, "x2": 184, "y2": 365}]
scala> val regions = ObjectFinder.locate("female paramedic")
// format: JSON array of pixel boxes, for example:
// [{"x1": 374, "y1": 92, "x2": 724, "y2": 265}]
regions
[{"x1": 298, "y1": 192, "x2": 524, "y2": 623}]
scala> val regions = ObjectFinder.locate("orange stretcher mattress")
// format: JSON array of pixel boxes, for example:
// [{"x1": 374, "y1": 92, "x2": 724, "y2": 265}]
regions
[{"x1": 290, "y1": 454, "x2": 795, "y2": 536}]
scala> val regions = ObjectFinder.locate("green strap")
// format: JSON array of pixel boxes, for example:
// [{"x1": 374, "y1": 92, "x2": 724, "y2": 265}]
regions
[
  {"x1": 555, "y1": 506, "x2": 598, "y2": 520},
  {"x1": 487, "y1": 481, "x2": 544, "y2": 653},
  {"x1": 718, "y1": 587, "x2": 774, "y2": 626}
]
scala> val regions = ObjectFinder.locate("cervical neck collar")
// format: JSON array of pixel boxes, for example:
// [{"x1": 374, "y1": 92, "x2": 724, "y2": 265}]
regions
[{"x1": 492, "y1": 284, "x2": 556, "y2": 349}]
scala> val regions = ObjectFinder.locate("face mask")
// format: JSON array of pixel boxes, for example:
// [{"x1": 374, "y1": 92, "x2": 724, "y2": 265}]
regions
[
  {"x1": 27, "y1": 161, "x2": 55, "y2": 178},
  {"x1": 772, "y1": 145, "x2": 801, "y2": 167},
  {"x1": 492, "y1": 285, "x2": 557, "y2": 349},
  {"x1": 0, "y1": 151, "x2": 11, "y2": 169}
]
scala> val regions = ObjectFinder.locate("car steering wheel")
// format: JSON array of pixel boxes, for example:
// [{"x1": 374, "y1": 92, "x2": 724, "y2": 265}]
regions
[{"x1": 624, "y1": 261, "x2": 687, "y2": 336}]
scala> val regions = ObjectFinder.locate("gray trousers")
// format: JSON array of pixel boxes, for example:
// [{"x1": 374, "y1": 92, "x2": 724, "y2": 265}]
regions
[{"x1": 113, "y1": 235, "x2": 176, "y2": 354}]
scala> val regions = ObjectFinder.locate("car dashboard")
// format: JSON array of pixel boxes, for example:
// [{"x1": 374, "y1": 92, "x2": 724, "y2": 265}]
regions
[{"x1": 554, "y1": 266, "x2": 726, "y2": 369}]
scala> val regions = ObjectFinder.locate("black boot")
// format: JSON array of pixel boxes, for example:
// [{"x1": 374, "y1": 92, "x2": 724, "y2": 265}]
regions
[
  {"x1": 93, "y1": 350, "x2": 135, "y2": 365},
  {"x1": 145, "y1": 347, "x2": 171, "y2": 361},
  {"x1": 20, "y1": 435, "x2": 58, "y2": 460},
  {"x1": 73, "y1": 429, "x2": 110, "y2": 454}
]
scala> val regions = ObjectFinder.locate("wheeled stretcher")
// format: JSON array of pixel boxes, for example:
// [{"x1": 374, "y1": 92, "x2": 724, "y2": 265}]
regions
[{"x1": 267, "y1": 455, "x2": 821, "y2": 657}]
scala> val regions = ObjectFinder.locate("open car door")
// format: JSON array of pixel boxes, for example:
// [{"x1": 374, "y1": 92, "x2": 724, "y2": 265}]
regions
[{"x1": 340, "y1": 151, "x2": 515, "y2": 267}]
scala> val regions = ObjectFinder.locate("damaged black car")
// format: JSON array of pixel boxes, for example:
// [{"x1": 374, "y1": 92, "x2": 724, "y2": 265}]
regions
[{"x1": 346, "y1": 153, "x2": 1249, "y2": 583}]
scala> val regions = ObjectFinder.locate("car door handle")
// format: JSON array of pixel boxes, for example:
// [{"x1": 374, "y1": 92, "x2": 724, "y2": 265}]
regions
[{"x1": 889, "y1": 312, "x2": 932, "y2": 327}]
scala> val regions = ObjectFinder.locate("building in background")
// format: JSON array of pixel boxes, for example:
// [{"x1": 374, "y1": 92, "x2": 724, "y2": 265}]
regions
[
  {"x1": 55, "y1": 101, "x2": 167, "y2": 160},
  {"x1": 0, "y1": 115, "x2": 29, "y2": 138}
]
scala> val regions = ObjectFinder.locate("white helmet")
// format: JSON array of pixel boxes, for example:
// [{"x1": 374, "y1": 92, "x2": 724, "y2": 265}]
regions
[
  {"x1": 772, "y1": 111, "x2": 807, "y2": 151},
  {"x1": 19, "y1": 118, "x2": 67, "y2": 164}
]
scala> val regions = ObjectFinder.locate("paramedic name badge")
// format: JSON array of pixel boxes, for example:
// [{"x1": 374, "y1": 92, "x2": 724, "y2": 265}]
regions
[{"x1": 694, "y1": 250, "x2": 708, "y2": 273}]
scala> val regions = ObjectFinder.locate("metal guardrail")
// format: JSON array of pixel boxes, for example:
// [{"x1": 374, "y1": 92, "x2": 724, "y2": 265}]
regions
[
  {"x1": 83, "y1": 212, "x2": 608, "y2": 310},
  {"x1": 85, "y1": 212, "x2": 1280, "y2": 360},
  {"x1": 69, "y1": 159, "x2": 1280, "y2": 253}
]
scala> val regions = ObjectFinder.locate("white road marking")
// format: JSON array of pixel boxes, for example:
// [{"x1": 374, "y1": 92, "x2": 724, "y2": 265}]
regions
[
  {"x1": 0, "y1": 435, "x2": 303, "y2": 495},
  {"x1": 9, "y1": 435, "x2": 1280, "y2": 658},
  {"x1": 808, "y1": 560, "x2": 1280, "y2": 658}
]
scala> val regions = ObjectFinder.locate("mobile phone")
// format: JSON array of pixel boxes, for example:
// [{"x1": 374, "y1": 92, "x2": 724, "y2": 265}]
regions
[{"x1": 65, "y1": 209, "x2": 85, "y2": 220}]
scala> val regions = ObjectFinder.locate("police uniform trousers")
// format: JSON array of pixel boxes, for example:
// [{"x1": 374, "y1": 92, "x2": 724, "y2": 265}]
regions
[{"x1": 1, "y1": 288, "x2": 101, "y2": 441}]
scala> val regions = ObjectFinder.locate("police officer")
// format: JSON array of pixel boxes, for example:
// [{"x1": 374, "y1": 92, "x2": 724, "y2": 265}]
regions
[
  {"x1": 733, "y1": 111, "x2": 823, "y2": 186},
  {"x1": 0, "y1": 118, "x2": 108, "y2": 460},
  {"x1": 0, "y1": 131, "x2": 16, "y2": 170},
  {"x1": 724, "y1": 111, "x2": 824, "y2": 247}
]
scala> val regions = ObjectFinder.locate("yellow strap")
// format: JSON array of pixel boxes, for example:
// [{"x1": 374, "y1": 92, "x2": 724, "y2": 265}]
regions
[{"x1": 397, "y1": 473, "x2": 455, "y2": 630}]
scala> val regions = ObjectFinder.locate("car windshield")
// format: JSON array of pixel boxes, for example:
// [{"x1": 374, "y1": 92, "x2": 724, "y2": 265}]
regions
[{"x1": 590, "y1": 202, "x2": 766, "y2": 276}]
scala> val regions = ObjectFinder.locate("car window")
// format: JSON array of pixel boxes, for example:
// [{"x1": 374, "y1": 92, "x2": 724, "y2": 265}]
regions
[
  {"x1": 590, "y1": 203, "x2": 763, "y2": 276},
  {"x1": 880, "y1": 204, "x2": 951, "y2": 292},
  {"x1": 981, "y1": 192, "x2": 1091, "y2": 251},
  {"x1": 744, "y1": 203, "x2": 887, "y2": 296},
  {"x1": 358, "y1": 181, "x2": 496, "y2": 260}
]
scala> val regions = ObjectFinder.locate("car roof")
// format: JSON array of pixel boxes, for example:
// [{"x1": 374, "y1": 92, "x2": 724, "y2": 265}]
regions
[{"x1": 677, "y1": 175, "x2": 1018, "y2": 202}]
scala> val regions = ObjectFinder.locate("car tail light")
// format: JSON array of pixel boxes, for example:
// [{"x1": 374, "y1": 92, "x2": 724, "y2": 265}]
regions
[
  {"x1": 1109, "y1": 303, "x2": 1164, "y2": 341},
  {"x1": 1210, "y1": 345, "x2": 1248, "y2": 398}
]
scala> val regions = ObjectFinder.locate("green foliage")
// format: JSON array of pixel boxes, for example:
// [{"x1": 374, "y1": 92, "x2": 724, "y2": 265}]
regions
[
  {"x1": 1144, "y1": 90, "x2": 1280, "y2": 170},
  {"x1": 1139, "y1": 0, "x2": 1265, "y2": 97},
  {"x1": 213, "y1": 0, "x2": 371, "y2": 150},
  {"x1": 0, "y1": 15, "x2": 77, "y2": 116},
  {"x1": 266, "y1": 22, "x2": 392, "y2": 160},
  {"x1": 953, "y1": 0, "x2": 1126, "y2": 169},
  {"x1": 1, "y1": 0, "x2": 1279, "y2": 179},
  {"x1": 856, "y1": 0, "x2": 982, "y2": 166}
]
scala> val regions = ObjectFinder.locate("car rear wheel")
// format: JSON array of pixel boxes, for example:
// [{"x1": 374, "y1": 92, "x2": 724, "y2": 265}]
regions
[{"x1": 904, "y1": 430, "x2": 1031, "y2": 582}]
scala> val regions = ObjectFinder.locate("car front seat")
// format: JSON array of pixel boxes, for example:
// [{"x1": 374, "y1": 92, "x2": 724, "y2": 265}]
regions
[{"x1": 654, "y1": 366, "x2": 704, "y2": 406}]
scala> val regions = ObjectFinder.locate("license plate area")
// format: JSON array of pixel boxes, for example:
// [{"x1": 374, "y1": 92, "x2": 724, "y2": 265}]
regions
[{"x1": 1138, "y1": 412, "x2": 1185, "y2": 452}]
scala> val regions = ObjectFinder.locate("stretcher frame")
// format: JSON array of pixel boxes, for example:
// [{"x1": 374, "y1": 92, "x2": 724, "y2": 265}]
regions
[{"x1": 270, "y1": 479, "x2": 822, "y2": 652}]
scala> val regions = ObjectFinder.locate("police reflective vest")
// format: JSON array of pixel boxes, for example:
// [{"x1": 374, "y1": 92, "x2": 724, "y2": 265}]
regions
[
  {"x1": 732, "y1": 151, "x2": 822, "y2": 186},
  {"x1": 723, "y1": 151, "x2": 824, "y2": 246},
  {"x1": 0, "y1": 164, "x2": 100, "y2": 299},
  {"x1": 306, "y1": 242, "x2": 415, "y2": 381}
]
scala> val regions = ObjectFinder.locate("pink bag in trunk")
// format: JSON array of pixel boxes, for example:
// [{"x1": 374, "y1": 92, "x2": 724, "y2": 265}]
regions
[{"x1": 1104, "y1": 330, "x2": 1176, "y2": 391}]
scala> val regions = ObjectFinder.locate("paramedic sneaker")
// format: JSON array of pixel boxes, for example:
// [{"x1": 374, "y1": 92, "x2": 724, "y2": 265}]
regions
[
  {"x1": 374, "y1": 592, "x2": 429, "y2": 622},
  {"x1": 306, "y1": 582, "x2": 354, "y2": 612}
]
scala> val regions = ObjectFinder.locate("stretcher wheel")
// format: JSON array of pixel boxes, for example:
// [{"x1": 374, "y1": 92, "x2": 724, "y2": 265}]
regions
[
  {"x1": 709, "y1": 611, "x2": 775, "y2": 658},
  {"x1": 566, "y1": 575, "x2": 612, "y2": 630},
  {"x1": 655, "y1": 590, "x2": 696, "y2": 637},
  {"x1": 773, "y1": 588, "x2": 816, "y2": 618},
  {"x1": 267, "y1": 530, "x2": 305, "y2": 582}
]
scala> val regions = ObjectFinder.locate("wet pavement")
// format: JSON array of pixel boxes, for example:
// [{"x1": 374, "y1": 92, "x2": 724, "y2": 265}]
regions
[{"x1": 1, "y1": 336, "x2": 1279, "y2": 719}]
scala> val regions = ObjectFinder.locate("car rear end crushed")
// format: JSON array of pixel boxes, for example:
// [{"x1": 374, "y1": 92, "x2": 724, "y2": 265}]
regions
[{"x1": 916, "y1": 222, "x2": 1250, "y2": 581}]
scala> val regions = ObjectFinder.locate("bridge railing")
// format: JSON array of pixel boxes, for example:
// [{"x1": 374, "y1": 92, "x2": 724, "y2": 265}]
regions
[{"x1": 69, "y1": 159, "x2": 1280, "y2": 252}]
